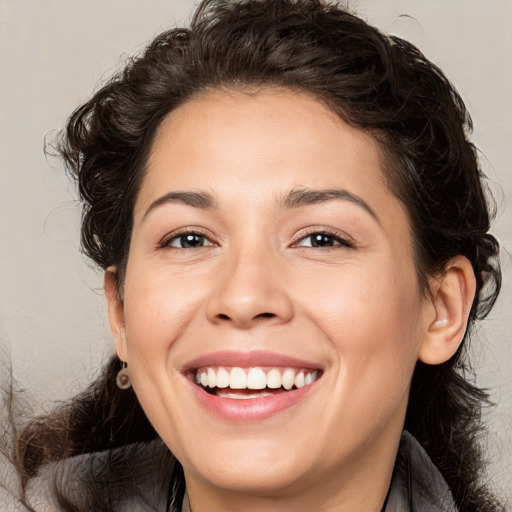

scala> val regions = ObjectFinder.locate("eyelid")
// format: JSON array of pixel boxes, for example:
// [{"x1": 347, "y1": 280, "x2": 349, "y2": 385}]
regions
[
  {"x1": 159, "y1": 226, "x2": 218, "y2": 248},
  {"x1": 158, "y1": 225, "x2": 354, "y2": 249},
  {"x1": 291, "y1": 226, "x2": 356, "y2": 248}
]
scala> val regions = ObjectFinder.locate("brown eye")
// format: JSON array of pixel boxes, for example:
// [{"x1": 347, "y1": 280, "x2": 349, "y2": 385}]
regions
[
  {"x1": 310, "y1": 233, "x2": 336, "y2": 247},
  {"x1": 166, "y1": 233, "x2": 214, "y2": 249},
  {"x1": 296, "y1": 232, "x2": 352, "y2": 248}
]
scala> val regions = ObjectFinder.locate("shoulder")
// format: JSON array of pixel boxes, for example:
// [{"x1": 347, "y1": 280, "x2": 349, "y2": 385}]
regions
[
  {"x1": 386, "y1": 431, "x2": 458, "y2": 512},
  {"x1": 23, "y1": 439, "x2": 173, "y2": 511}
]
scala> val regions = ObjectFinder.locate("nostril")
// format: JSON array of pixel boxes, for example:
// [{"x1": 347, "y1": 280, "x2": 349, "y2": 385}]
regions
[{"x1": 216, "y1": 312, "x2": 274, "y2": 320}]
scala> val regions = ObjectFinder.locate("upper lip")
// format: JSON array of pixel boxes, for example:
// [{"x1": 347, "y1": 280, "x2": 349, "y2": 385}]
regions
[{"x1": 182, "y1": 350, "x2": 323, "y2": 372}]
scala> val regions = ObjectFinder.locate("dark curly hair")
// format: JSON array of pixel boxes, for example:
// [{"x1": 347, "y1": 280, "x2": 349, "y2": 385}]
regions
[{"x1": 14, "y1": 1, "x2": 503, "y2": 510}]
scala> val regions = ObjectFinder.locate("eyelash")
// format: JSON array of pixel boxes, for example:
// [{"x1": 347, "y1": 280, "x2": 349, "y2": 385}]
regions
[
  {"x1": 160, "y1": 227, "x2": 354, "y2": 250},
  {"x1": 161, "y1": 228, "x2": 217, "y2": 249},
  {"x1": 291, "y1": 227, "x2": 355, "y2": 249}
]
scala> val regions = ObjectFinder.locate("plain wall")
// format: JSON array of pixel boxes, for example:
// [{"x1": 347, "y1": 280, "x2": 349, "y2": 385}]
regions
[{"x1": 1, "y1": 0, "x2": 510, "y2": 502}]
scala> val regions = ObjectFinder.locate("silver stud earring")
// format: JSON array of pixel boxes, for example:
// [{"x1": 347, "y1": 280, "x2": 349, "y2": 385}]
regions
[{"x1": 116, "y1": 361, "x2": 131, "y2": 389}]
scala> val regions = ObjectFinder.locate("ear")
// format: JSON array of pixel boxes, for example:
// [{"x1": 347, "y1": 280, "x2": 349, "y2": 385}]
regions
[
  {"x1": 104, "y1": 268, "x2": 128, "y2": 363},
  {"x1": 419, "y1": 256, "x2": 477, "y2": 365}
]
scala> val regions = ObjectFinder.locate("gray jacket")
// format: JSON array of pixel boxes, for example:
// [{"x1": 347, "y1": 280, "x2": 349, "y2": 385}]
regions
[{"x1": 1, "y1": 431, "x2": 457, "y2": 511}]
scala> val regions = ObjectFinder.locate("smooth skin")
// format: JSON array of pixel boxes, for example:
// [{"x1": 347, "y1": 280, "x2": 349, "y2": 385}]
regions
[{"x1": 105, "y1": 88, "x2": 476, "y2": 512}]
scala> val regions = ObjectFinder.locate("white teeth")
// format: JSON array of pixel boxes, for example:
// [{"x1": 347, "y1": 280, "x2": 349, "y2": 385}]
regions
[
  {"x1": 217, "y1": 390, "x2": 275, "y2": 400},
  {"x1": 247, "y1": 367, "x2": 267, "y2": 390},
  {"x1": 195, "y1": 366, "x2": 320, "y2": 394},
  {"x1": 305, "y1": 371, "x2": 318, "y2": 385},
  {"x1": 282, "y1": 369, "x2": 295, "y2": 390},
  {"x1": 294, "y1": 371, "x2": 305, "y2": 388},
  {"x1": 216, "y1": 367, "x2": 230, "y2": 388},
  {"x1": 207, "y1": 368, "x2": 216, "y2": 388},
  {"x1": 229, "y1": 367, "x2": 247, "y2": 389},
  {"x1": 266, "y1": 368, "x2": 282, "y2": 389}
]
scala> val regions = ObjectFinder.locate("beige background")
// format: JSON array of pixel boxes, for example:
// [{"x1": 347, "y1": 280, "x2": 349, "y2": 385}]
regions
[{"x1": 0, "y1": 0, "x2": 510, "y2": 502}]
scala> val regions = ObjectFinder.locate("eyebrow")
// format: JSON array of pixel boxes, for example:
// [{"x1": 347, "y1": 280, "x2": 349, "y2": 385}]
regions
[
  {"x1": 142, "y1": 191, "x2": 218, "y2": 221},
  {"x1": 142, "y1": 187, "x2": 379, "y2": 223},
  {"x1": 283, "y1": 188, "x2": 380, "y2": 223}
]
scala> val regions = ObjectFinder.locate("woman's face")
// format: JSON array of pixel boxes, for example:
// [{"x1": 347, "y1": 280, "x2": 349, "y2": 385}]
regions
[{"x1": 110, "y1": 89, "x2": 435, "y2": 499}]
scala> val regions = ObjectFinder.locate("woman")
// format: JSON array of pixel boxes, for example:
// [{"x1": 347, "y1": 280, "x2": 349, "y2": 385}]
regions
[{"x1": 1, "y1": 0, "x2": 506, "y2": 510}]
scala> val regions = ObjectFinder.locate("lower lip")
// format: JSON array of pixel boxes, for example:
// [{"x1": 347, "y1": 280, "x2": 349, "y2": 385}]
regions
[{"x1": 187, "y1": 378, "x2": 318, "y2": 423}]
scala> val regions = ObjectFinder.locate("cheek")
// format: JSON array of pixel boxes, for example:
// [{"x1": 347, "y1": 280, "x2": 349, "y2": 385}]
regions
[
  {"x1": 121, "y1": 266, "x2": 206, "y2": 361},
  {"x1": 304, "y1": 257, "x2": 422, "y2": 343},
  {"x1": 302, "y1": 258, "x2": 423, "y2": 398}
]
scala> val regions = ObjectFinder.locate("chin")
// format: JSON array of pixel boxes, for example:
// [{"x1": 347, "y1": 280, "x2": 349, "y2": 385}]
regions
[{"x1": 189, "y1": 456, "x2": 312, "y2": 496}]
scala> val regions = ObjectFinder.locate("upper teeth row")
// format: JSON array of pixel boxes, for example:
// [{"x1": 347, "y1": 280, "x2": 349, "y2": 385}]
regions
[{"x1": 194, "y1": 367, "x2": 319, "y2": 390}]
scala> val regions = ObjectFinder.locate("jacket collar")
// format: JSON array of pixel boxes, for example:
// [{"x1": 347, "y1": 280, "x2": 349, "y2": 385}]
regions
[
  {"x1": 385, "y1": 431, "x2": 458, "y2": 511},
  {"x1": 179, "y1": 432, "x2": 457, "y2": 512}
]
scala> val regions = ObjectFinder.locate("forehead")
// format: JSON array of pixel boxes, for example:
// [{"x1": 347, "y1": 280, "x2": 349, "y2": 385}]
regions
[
  {"x1": 138, "y1": 88, "x2": 397, "y2": 214},
  {"x1": 132, "y1": 87, "x2": 417, "y2": 279}
]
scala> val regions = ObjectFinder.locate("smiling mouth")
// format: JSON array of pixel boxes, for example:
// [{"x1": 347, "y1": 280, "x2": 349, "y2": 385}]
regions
[{"x1": 193, "y1": 366, "x2": 321, "y2": 399}]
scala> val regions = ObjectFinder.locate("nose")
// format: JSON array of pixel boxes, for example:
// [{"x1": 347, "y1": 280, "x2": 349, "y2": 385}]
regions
[{"x1": 206, "y1": 248, "x2": 294, "y2": 329}]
